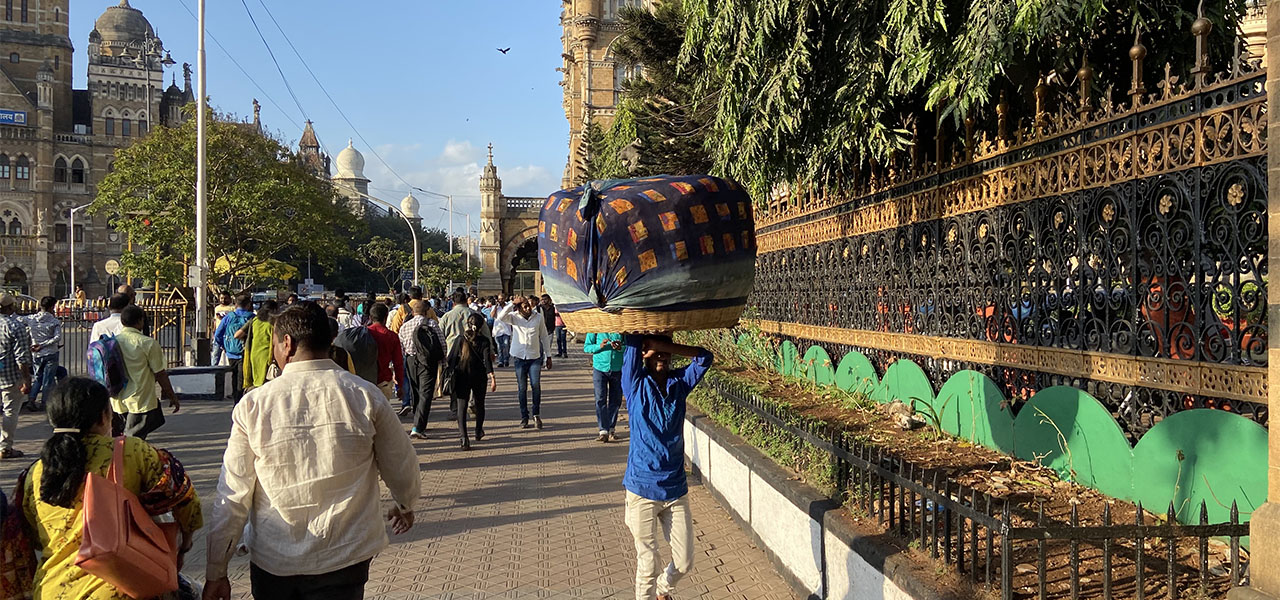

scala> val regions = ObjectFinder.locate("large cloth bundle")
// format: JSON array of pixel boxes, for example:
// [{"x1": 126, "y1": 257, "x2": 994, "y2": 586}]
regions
[{"x1": 538, "y1": 175, "x2": 756, "y2": 333}]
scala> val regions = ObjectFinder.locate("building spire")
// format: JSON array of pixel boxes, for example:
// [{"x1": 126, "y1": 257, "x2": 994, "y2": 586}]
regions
[{"x1": 487, "y1": 142, "x2": 494, "y2": 165}]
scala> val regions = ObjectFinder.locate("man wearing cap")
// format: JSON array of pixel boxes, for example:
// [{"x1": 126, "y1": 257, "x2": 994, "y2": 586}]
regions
[{"x1": 0, "y1": 293, "x2": 32, "y2": 459}]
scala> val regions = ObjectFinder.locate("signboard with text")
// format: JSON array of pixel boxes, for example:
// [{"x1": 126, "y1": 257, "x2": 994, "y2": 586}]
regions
[{"x1": 0, "y1": 110, "x2": 28, "y2": 126}]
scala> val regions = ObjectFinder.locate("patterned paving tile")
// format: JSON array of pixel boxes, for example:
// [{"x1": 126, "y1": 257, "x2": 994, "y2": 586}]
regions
[{"x1": 0, "y1": 358, "x2": 796, "y2": 600}]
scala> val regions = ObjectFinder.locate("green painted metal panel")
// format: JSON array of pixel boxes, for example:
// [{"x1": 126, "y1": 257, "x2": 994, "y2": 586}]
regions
[
  {"x1": 928, "y1": 370, "x2": 1016, "y2": 455},
  {"x1": 834, "y1": 350, "x2": 878, "y2": 398},
  {"x1": 870, "y1": 358, "x2": 933, "y2": 406},
  {"x1": 801, "y1": 345, "x2": 835, "y2": 386},
  {"x1": 1132, "y1": 409, "x2": 1268, "y2": 525},
  {"x1": 1012, "y1": 386, "x2": 1134, "y2": 501},
  {"x1": 779, "y1": 340, "x2": 798, "y2": 377}
]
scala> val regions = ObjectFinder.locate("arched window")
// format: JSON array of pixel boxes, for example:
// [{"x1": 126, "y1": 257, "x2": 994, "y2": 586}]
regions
[
  {"x1": 53, "y1": 7, "x2": 58, "y2": 22},
  {"x1": 53, "y1": 156, "x2": 67, "y2": 183},
  {"x1": 54, "y1": 223, "x2": 66, "y2": 243},
  {"x1": 4, "y1": 0, "x2": 11, "y2": 21},
  {"x1": 0, "y1": 154, "x2": 12, "y2": 180},
  {"x1": 604, "y1": 0, "x2": 644, "y2": 20},
  {"x1": 73, "y1": 224, "x2": 82, "y2": 242},
  {"x1": 53, "y1": 55, "x2": 58, "y2": 70},
  {"x1": 70, "y1": 158, "x2": 85, "y2": 184},
  {"x1": 8, "y1": 53, "x2": 17, "y2": 64},
  {"x1": 20, "y1": 0, "x2": 26, "y2": 23},
  {"x1": 121, "y1": 119, "x2": 131, "y2": 137},
  {"x1": 104, "y1": 116, "x2": 115, "y2": 136},
  {"x1": 8, "y1": 219, "x2": 21, "y2": 236}
]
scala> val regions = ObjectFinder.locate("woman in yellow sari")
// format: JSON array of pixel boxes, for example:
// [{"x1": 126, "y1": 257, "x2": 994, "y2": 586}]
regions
[
  {"x1": 236, "y1": 299, "x2": 278, "y2": 390},
  {"x1": 19, "y1": 378, "x2": 202, "y2": 599}
]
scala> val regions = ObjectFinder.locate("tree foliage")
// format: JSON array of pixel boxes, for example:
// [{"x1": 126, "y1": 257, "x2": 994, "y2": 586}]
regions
[
  {"x1": 356, "y1": 236, "x2": 410, "y2": 293},
  {"x1": 91, "y1": 109, "x2": 357, "y2": 293},
  {"x1": 592, "y1": 0, "x2": 1245, "y2": 199},
  {"x1": 420, "y1": 249, "x2": 482, "y2": 296}
]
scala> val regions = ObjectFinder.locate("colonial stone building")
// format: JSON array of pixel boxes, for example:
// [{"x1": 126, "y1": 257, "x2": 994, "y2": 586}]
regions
[
  {"x1": 0, "y1": 0, "x2": 192, "y2": 297},
  {"x1": 478, "y1": 145, "x2": 543, "y2": 296},
  {"x1": 559, "y1": 0, "x2": 651, "y2": 189}
]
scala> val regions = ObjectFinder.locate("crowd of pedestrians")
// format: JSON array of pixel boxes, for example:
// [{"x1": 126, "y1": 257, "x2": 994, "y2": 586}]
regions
[{"x1": 0, "y1": 283, "x2": 714, "y2": 600}]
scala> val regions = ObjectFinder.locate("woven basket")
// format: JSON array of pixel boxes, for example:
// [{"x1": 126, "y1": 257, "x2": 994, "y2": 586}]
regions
[{"x1": 559, "y1": 305, "x2": 745, "y2": 335}]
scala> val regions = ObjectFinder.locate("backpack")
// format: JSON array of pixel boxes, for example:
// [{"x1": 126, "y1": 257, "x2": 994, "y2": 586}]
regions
[
  {"x1": 87, "y1": 334, "x2": 128, "y2": 397},
  {"x1": 333, "y1": 326, "x2": 379, "y2": 384},
  {"x1": 413, "y1": 322, "x2": 445, "y2": 363},
  {"x1": 220, "y1": 311, "x2": 252, "y2": 357}
]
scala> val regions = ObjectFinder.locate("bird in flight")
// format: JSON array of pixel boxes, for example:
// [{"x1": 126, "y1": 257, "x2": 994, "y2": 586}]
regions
[{"x1": 497, "y1": 47, "x2": 511, "y2": 54}]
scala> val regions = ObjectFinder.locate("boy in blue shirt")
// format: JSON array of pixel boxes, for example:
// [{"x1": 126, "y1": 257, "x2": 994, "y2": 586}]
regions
[{"x1": 619, "y1": 334, "x2": 713, "y2": 600}]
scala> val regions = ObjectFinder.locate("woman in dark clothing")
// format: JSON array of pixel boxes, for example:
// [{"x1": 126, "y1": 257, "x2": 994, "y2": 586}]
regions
[{"x1": 449, "y1": 313, "x2": 496, "y2": 450}]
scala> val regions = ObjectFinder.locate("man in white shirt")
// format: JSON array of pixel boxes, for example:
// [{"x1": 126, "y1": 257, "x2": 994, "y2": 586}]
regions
[
  {"x1": 87, "y1": 293, "x2": 129, "y2": 347},
  {"x1": 203, "y1": 302, "x2": 420, "y2": 600},
  {"x1": 24, "y1": 296, "x2": 61, "y2": 412},
  {"x1": 495, "y1": 295, "x2": 551, "y2": 430},
  {"x1": 492, "y1": 296, "x2": 513, "y2": 368}
]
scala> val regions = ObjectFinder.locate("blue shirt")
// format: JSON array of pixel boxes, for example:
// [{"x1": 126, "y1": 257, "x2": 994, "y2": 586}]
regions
[
  {"x1": 620, "y1": 334, "x2": 713, "y2": 501},
  {"x1": 583, "y1": 332, "x2": 623, "y2": 373}
]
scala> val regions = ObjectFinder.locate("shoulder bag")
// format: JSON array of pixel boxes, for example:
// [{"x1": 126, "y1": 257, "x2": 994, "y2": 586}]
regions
[{"x1": 76, "y1": 437, "x2": 179, "y2": 599}]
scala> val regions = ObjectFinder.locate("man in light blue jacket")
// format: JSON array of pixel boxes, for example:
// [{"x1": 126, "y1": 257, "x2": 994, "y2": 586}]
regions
[{"x1": 583, "y1": 332, "x2": 624, "y2": 442}]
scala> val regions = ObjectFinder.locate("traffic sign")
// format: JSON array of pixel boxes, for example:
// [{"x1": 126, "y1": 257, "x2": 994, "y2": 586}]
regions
[
  {"x1": 104, "y1": 259, "x2": 120, "y2": 275},
  {"x1": 400, "y1": 269, "x2": 414, "y2": 282}
]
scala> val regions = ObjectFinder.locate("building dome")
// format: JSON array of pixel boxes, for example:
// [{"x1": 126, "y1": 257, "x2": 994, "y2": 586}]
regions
[
  {"x1": 94, "y1": 0, "x2": 155, "y2": 44},
  {"x1": 401, "y1": 193, "x2": 420, "y2": 219},
  {"x1": 334, "y1": 139, "x2": 366, "y2": 180}
]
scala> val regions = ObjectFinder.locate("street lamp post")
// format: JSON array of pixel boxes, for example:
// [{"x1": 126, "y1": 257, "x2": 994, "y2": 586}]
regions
[
  {"x1": 348, "y1": 191, "x2": 419, "y2": 287},
  {"x1": 67, "y1": 203, "x2": 91, "y2": 299},
  {"x1": 192, "y1": 0, "x2": 210, "y2": 365},
  {"x1": 438, "y1": 206, "x2": 473, "y2": 269}
]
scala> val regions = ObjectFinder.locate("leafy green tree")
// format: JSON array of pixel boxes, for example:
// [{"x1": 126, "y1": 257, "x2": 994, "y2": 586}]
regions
[
  {"x1": 420, "y1": 249, "x2": 482, "y2": 296},
  {"x1": 677, "y1": 0, "x2": 1244, "y2": 198},
  {"x1": 91, "y1": 109, "x2": 356, "y2": 293},
  {"x1": 356, "y1": 236, "x2": 411, "y2": 293}
]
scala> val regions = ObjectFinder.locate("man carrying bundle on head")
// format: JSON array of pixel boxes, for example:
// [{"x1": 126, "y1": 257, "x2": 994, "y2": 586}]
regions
[{"x1": 619, "y1": 334, "x2": 712, "y2": 600}]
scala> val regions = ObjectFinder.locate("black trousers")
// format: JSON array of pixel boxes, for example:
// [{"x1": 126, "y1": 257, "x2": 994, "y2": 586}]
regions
[
  {"x1": 250, "y1": 559, "x2": 371, "y2": 600},
  {"x1": 229, "y1": 357, "x2": 245, "y2": 401},
  {"x1": 409, "y1": 356, "x2": 440, "y2": 432},
  {"x1": 453, "y1": 376, "x2": 487, "y2": 441},
  {"x1": 123, "y1": 408, "x2": 165, "y2": 440}
]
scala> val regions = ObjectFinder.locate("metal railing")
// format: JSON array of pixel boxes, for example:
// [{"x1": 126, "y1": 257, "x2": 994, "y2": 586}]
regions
[
  {"x1": 15, "y1": 299, "x2": 189, "y2": 375},
  {"x1": 702, "y1": 376, "x2": 1251, "y2": 600}
]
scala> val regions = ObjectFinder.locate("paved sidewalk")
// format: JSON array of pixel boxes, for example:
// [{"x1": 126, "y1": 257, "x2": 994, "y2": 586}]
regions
[{"x1": 0, "y1": 357, "x2": 796, "y2": 600}]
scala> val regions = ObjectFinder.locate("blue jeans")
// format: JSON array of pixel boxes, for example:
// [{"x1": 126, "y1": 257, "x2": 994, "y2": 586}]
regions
[
  {"x1": 29, "y1": 353, "x2": 59, "y2": 406},
  {"x1": 555, "y1": 326, "x2": 567, "y2": 356},
  {"x1": 212, "y1": 343, "x2": 224, "y2": 366},
  {"x1": 593, "y1": 369, "x2": 622, "y2": 432},
  {"x1": 513, "y1": 356, "x2": 542, "y2": 420},
  {"x1": 496, "y1": 334, "x2": 512, "y2": 366},
  {"x1": 398, "y1": 355, "x2": 410, "y2": 408}
]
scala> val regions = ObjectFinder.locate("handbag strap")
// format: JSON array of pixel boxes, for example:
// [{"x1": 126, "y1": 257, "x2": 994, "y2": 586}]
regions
[{"x1": 108, "y1": 436, "x2": 126, "y2": 485}]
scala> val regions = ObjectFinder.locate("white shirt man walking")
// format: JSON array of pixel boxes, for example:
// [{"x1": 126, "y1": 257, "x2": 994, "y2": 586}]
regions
[
  {"x1": 495, "y1": 295, "x2": 551, "y2": 429},
  {"x1": 203, "y1": 302, "x2": 420, "y2": 600}
]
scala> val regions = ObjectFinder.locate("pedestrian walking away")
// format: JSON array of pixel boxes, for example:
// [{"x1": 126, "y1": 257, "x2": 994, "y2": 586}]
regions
[
  {"x1": 366, "y1": 303, "x2": 405, "y2": 401},
  {"x1": 496, "y1": 295, "x2": 551, "y2": 429},
  {"x1": 25, "y1": 295, "x2": 63, "y2": 412},
  {"x1": 215, "y1": 294, "x2": 255, "y2": 402},
  {"x1": 619, "y1": 335, "x2": 713, "y2": 600},
  {"x1": 16, "y1": 377, "x2": 203, "y2": 599},
  {"x1": 236, "y1": 300, "x2": 279, "y2": 393},
  {"x1": 447, "y1": 313, "x2": 496, "y2": 450},
  {"x1": 0, "y1": 293, "x2": 32, "y2": 459},
  {"x1": 203, "y1": 302, "x2": 420, "y2": 600},
  {"x1": 402, "y1": 300, "x2": 446, "y2": 435},
  {"x1": 111, "y1": 305, "x2": 181, "y2": 440},
  {"x1": 88, "y1": 293, "x2": 129, "y2": 348},
  {"x1": 440, "y1": 290, "x2": 496, "y2": 421},
  {"x1": 583, "y1": 332, "x2": 624, "y2": 442}
]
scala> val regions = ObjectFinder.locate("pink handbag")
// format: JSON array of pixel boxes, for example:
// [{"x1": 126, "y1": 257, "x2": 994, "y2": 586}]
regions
[{"x1": 75, "y1": 437, "x2": 178, "y2": 599}]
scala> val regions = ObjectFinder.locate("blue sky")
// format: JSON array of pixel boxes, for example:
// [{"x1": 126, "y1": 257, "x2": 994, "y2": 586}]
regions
[{"x1": 73, "y1": 0, "x2": 569, "y2": 237}]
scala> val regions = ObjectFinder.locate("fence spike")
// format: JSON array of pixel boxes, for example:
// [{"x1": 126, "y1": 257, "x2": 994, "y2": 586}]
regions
[
  {"x1": 1198, "y1": 502, "x2": 1209, "y2": 596},
  {"x1": 1103, "y1": 504, "x2": 1113, "y2": 600},
  {"x1": 1070, "y1": 503, "x2": 1080, "y2": 600},
  {"x1": 1038, "y1": 501, "x2": 1047, "y2": 600},
  {"x1": 1001, "y1": 500, "x2": 1013, "y2": 600},
  {"x1": 1137, "y1": 502, "x2": 1146, "y2": 600},
  {"x1": 1230, "y1": 501, "x2": 1241, "y2": 586},
  {"x1": 1167, "y1": 502, "x2": 1178, "y2": 600}
]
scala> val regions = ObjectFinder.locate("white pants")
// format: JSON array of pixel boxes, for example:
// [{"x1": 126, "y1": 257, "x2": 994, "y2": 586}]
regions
[
  {"x1": 0, "y1": 383, "x2": 20, "y2": 451},
  {"x1": 625, "y1": 491, "x2": 693, "y2": 600}
]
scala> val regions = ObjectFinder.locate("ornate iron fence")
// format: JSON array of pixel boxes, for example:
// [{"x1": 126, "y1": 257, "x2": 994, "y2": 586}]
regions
[
  {"x1": 701, "y1": 375, "x2": 1251, "y2": 600},
  {"x1": 750, "y1": 45, "x2": 1269, "y2": 429}
]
